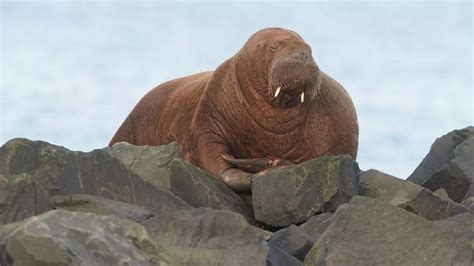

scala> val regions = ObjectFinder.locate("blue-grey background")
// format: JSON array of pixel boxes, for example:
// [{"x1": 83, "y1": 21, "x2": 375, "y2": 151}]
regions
[{"x1": 1, "y1": 1, "x2": 472, "y2": 179}]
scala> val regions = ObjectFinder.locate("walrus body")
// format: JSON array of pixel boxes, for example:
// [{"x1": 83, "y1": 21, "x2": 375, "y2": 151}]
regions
[{"x1": 110, "y1": 28, "x2": 358, "y2": 191}]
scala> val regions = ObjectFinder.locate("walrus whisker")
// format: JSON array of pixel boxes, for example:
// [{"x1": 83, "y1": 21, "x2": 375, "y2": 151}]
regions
[{"x1": 300, "y1": 92, "x2": 305, "y2": 103}]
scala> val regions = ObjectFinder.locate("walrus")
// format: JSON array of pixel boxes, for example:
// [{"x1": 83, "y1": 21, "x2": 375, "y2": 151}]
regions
[{"x1": 110, "y1": 28, "x2": 358, "y2": 192}]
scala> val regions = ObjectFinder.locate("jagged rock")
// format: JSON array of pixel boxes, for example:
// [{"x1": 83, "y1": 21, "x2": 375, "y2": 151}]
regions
[
  {"x1": 0, "y1": 210, "x2": 174, "y2": 265},
  {"x1": 298, "y1": 213, "x2": 334, "y2": 243},
  {"x1": 143, "y1": 207, "x2": 296, "y2": 265},
  {"x1": 51, "y1": 194, "x2": 154, "y2": 222},
  {"x1": 408, "y1": 126, "x2": 474, "y2": 202},
  {"x1": 169, "y1": 159, "x2": 254, "y2": 222},
  {"x1": 104, "y1": 141, "x2": 180, "y2": 190},
  {"x1": 0, "y1": 138, "x2": 191, "y2": 224},
  {"x1": 360, "y1": 169, "x2": 470, "y2": 221},
  {"x1": 3, "y1": 131, "x2": 474, "y2": 265},
  {"x1": 304, "y1": 196, "x2": 473, "y2": 266},
  {"x1": 462, "y1": 197, "x2": 474, "y2": 211},
  {"x1": 252, "y1": 155, "x2": 359, "y2": 226},
  {"x1": 269, "y1": 225, "x2": 314, "y2": 261}
]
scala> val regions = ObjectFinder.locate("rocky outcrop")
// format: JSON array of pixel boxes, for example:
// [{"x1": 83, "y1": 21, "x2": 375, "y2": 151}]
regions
[
  {"x1": 407, "y1": 126, "x2": 474, "y2": 202},
  {"x1": 169, "y1": 159, "x2": 253, "y2": 222},
  {"x1": 252, "y1": 155, "x2": 359, "y2": 226},
  {"x1": 0, "y1": 210, "x2": 173, "y2": 265},
  {"x1": 142, "y1": 207, "x2": 284, "y2": 265},
  {"x1": 1, "y1": 127, "x2": 473, "y2": 265},
  {"x1": 304, "y1": 196, "x2": 473, "y2": 266},
  {"x1": 360, "y1": 169, "x2": 470, "y2": 220},
  {"x1": 0, "y1": 138, "x2": 191, "y2": 224},
  {"x1": 104, "y1": 141, "x2": 180, "y2": 190}
]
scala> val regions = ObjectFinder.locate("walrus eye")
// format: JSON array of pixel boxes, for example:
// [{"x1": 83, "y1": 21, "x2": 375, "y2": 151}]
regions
[{"x1": 269, "y1": 45, "x2": 278, "y2": 53}]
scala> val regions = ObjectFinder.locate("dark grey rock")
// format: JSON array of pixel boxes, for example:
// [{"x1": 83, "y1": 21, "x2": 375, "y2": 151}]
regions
[
  {"x1": 267, "y1": 244, "x2": 302, "y2": 266},
  {"x1": 169, "y1": 159, "x2": 253, "y2": 222},
  {"x1": 252, "y1": 155, "x2": 359, "y2": 226},
  {"x1": 269, "y1": 225, "x2": 314, "y2": 261},
  {"x1": 104, "y1": 141, "x2": 180, "y2": 190},
  {"x1": 304, "y1": 196, "x2": 473, "y2": 266},
  {"x1": 360, "y1": 169, "x2": 470, "y2": 221},
  {"x1": 0, "y1": 177, "x2": 53, "y2": 224},
  {"x1": 143, "y1": 207, "x2": 285, "y2": 265},
  {"x1": 407, "y1": 126, "x2": 474, "y2": 202},
  {"x1": 0, "y1": 210, "x2": 174, "y2": 265},
  {"x1": 51, "y1": 194, "x2": 154, "y2": 222},
  {"x1": 0, "y1": 138, "x2": 191, "y2": 224},
  {"x1": 298, "y1": 212, "x2": 334, "y2": 243}
]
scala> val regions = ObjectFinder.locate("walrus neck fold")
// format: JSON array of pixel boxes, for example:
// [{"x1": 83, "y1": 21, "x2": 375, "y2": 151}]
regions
[
  {"x1": 232, "y1": 64, "x2": 310, "y2": 134},
  {"x1": 312, "y1": 72, "x2": 344, "y2": 112}
]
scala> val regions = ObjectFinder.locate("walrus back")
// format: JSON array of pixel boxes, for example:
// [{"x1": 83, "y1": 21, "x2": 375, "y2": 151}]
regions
[{"x1": 109, "y1": 71, "x2": 212, "y2": 146}]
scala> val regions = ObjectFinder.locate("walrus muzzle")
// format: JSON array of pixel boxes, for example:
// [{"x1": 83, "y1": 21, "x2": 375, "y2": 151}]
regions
[{"x1": 269, "y1": 45, "x2": 320, "y2": 108}]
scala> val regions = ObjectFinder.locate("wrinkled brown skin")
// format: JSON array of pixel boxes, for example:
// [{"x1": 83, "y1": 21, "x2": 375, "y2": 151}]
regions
[{"x1": 110, "y1": 28, "x2": 359, "y2": 192}]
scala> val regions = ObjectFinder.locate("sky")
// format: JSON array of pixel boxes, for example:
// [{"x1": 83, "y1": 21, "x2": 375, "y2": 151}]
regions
[{"x1": 1, "y1": 0, "x2": 472, "y2": 179}]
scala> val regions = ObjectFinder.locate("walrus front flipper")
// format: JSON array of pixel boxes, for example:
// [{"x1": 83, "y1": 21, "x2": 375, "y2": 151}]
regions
[
  {"x1": 221, "y1": 168, "x2": 253, "y2": 192},
  {"x1": 221, "y1": 154, "x2": 294, "y2": 173},
  {"x1": 221, "y1": 154, "x2": 270, "y2": 173}
]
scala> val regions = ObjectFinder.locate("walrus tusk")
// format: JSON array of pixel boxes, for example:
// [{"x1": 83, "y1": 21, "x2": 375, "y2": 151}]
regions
[
  {"x1": 274, "y1": 86, "x2": 281, "y2": 97},
  {"x1": 301, "y1": 92, "x2": 305, "y2": 103}
]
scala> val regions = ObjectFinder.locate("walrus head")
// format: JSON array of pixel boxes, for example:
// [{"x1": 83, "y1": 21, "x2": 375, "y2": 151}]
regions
[{"x1": 235, "y1": 27, "x2": 321, "y2": 108}]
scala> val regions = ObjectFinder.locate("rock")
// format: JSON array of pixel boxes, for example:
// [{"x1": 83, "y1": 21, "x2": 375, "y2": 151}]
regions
[
  {"x1": 169, "y1": 159, "x2": 253, "y2": 222},
  {"x1": 0, "y1": 210, "x2": 174, "y2": 265},
  {"x1": 360, "y1": 169, "x2": 470, "y2": 221},
  {"x1": 0, "y1": 178, "x2": 54, "y2": 224},
  {"x1": 267, "y1": 246, "x2": 302, "y2": 266},
  {"x1": 252, "y1": 155, "x2": 359, "y2": 226},
  {"x1": 407, "y1": 126, "x2": 474, "y2": 202},
  {"x1": 402, "y1": 189, "x2": 471, "y2": 221},
  {"x1": 433, "y1": 188, "x2": 451, "y2": 201},
  {"x1": 269, "y1": 225, "x2": 314, "y2": 261},
  {"x1": 143, "y1": 207, "x2": 298, "y2": 265},
  {"x1": 4, "y1": 131, "x2": 474, "y2": 265},
  {"x1": 440, "y1": 212, "x2": 474, "y2": 232},
  {"x1": 0, "y1": 138, "x2": 192, "y2": 224},
  {"x1": 440, "y1": 212, "x2": 474, "y2": 228},
  {"x1": 298, "y1": 213, "x2": 334, "y2": 243},
  {"x1": 304, "y1": 196, "x2": 473, "y2": 266},
  {"x1": 51, "y1": 194, "x2": 154, "y2": 222},
  {"x1": 462, "y1": 196, "x2": 474, "y2": 211},
  {"x1": 104, "y1": 141, "x2": 180, "y2": 190}
]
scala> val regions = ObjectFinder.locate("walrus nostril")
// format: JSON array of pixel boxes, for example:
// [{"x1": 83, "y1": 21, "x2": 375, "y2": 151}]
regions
[
  {"x1": 289, "y1": 49, "x2": 310, "y2": 63},
  {"x1": 299, "y1": 51, "x2": 308, "y2": 62}
]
